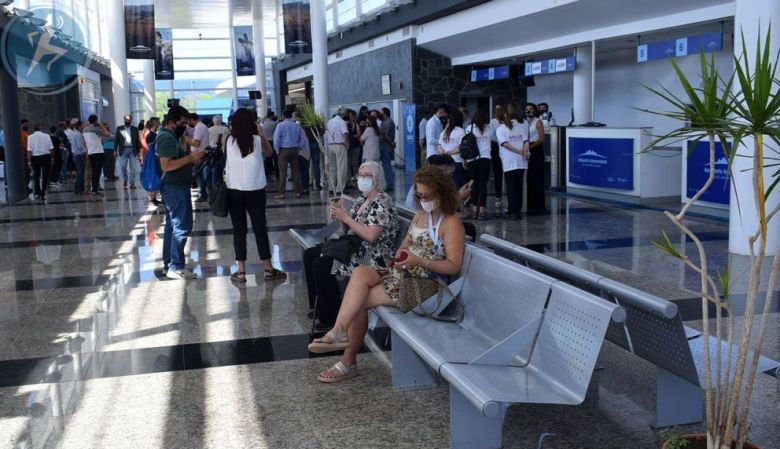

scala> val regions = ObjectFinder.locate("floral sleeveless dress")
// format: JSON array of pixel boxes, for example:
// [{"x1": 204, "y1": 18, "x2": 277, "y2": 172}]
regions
[{"x1": 381, "y1": 224, "x2": 447, "y2": 306}]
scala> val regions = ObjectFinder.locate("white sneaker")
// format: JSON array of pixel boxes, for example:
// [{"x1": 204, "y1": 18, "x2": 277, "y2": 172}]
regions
[{"x1": 165, "y1": 268, "x2": 198, "y2": 280}]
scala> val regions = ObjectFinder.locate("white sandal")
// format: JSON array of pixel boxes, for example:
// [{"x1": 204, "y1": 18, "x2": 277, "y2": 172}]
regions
[
  {"x1": 307, "y1": 330, "x2": 349, "y2": 354},
  {"x1": 317, "y1": 360, "x2": 359, "y2": 383}
]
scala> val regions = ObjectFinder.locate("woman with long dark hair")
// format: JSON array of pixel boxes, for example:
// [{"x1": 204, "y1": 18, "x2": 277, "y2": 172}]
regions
[
  {"x1": 224, "y1": 108, "x2": 287, "y2": 283},
  {"x1": 465, "y1": 109, "x2": 492, "y2": 219},
  {"x1": 437, "y1": 109, "x2": 466, "y2": 187}
]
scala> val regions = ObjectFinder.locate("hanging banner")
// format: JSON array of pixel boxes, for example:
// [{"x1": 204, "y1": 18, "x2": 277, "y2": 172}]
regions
[
  {"x1": 124, "y1": 0, "x2": 155, "y2": 59},
  {"x1": 233, "y1": 26, "x2": 255, "y2": 77},
  {"x1": 155, "y1": 28, "x2": 174, "y2": 80},
  {"x1": 283, "y1": 0, "x2": 312, "y2": 54},
  {"x1": 403, "y1": 104, "x2": 417, "y2": 174}
]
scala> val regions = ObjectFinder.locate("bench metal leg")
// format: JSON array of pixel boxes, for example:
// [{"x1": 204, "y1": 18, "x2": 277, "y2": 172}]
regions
[
  {"x1": 391, "y1": 330, "x2": 438, "y2": 390},
  {"x1": 450, "y1": 384, "x2": 506, "y2": 449},
  {"x1": 652, "y1": 368, "x2": 703, "y2": 428}
]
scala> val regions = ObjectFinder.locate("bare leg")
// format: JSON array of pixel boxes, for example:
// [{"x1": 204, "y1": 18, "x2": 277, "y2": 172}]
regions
[
  {"x1": 325, "y1": 266, "x2": 382, "y2": 336},
  {"x1": 237, "y1": 260, "x2": 246, "y2": 273}
]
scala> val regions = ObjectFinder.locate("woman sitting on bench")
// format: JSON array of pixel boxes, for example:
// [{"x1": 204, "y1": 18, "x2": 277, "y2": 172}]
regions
[{"x1": 308, "y1": 165, "x2": 465, "y2": 382}]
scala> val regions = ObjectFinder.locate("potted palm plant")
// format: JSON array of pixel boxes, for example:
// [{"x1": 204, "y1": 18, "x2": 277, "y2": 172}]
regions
[
  {"x1": 298, "y1": 101, "x2": 334, "y2": 196},
  {"x1": 639, "y1": 29, "x2": 780, "y2": 449}
]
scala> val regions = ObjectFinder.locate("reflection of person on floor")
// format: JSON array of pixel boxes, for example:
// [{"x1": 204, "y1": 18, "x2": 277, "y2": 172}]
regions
[{"x1": 308, "y1": 166, "x2": 465, "y2": 383}]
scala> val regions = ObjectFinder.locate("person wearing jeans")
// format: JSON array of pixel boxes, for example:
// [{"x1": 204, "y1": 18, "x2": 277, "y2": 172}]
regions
[
  {"x1": 118, "y1": 146, "x2": 138, "y2": 189},
  {"x1": 272, "y1": 108, "x2": 305, "y2": 200},
  {"x1": 82, "y1": 115, "x2": 109, "y2": 195},
  {"x1": 114, "y1": 115, "x2": 141, "y2": 189},
  {"x1": 26, "y1": 124, "x2": 53, "y2": 200},
  {"x1": 157, "y1": 105, "x2": 206, "y2": 280},
  {"x1": 224, "y1": 108, "x2": 286, "y2": 283}
]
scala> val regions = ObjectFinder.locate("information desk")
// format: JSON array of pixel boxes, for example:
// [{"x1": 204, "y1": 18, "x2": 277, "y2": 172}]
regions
[
  {"x1": 681, "y1": 138, "x2": 730, "y2": 210},
  {"x1": 566, "y1": 127, "x2": 681, "y2": 202}
]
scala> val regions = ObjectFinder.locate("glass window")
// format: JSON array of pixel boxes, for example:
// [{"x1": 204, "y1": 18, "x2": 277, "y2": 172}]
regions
[
  {"x1": 362, "y1": 0, "x2": 386, "y2": 14},
  {"x1": 338, "y1": 0, "x2": 357, "y2": 24},
  {"x1": 175, "y1": 58, "x2": 233, "y2": 72}
]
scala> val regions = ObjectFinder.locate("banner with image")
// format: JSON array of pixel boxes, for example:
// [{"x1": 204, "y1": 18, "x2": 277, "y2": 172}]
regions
[
  {"x1": 283, "y1": 0, "x2": 312, "y2": 54},
  {"x1": 568, "y1": 137, "x2": 635, "y2": 191},
  {"x1": 124, "y1": 0, "x2": 155, "y2": 59},
  {"x1": 686, "y1": 140, "x2": 730, "y2": 205},
  {"x1": 155, "y1": 28, "x2": 174, "y2": 80},
  {"x1": 233, "y1": 26, "x2": 255, "y2": 76}
]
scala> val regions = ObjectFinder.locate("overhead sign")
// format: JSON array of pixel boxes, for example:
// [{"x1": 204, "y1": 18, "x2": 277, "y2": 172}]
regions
[
  {"x1": 524, "y1": 56, "x2": 575, "y2": 76},
  {"x1": 568, "y1": 137, "x2": 634, "y2": 190},
  {"x1": 470, "y1": 65, "x2": 510, "y2": 82},
  {"x1": 638, "y1": 31, "x2": 722, "y2": 63},
  {"x1": 686, "y1": 140, "x2": 730, "y2": 205}
]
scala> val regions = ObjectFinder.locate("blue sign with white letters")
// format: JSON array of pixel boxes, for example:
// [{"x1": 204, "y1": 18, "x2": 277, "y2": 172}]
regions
[
  {"x1": 638, "y1": 32, "x2": 722, "y2": 62},
  {"x1": 686, "y1": 140, "x2": 730, "y2": 205},
  {"x1": 404, "y1": 104, "x2": 417, "y2": 174},
  {"x1": 568, "y1": 137, "x2": 635, "y2": 190},
  {"x1": 524, "y1": 56, "x2": 576, "y2": 76},
  {"x1": 470, "y1": 65, "x2": 510, "y2": 82}
]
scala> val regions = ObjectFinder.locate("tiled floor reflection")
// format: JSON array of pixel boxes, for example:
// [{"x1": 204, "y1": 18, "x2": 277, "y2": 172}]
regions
[{"x1": 0, "y1": 174, "x2": 777, "y2": 449}]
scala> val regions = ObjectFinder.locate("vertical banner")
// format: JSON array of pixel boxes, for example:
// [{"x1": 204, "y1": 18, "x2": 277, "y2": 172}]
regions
[
  {"x1": 155, "y1": 28, "x2": 174, "y2": 80},
  {"x1": 233, "y1": 26, "x2": 255, "y2": 76},
  {"x1": 283, "y1": 0, "x2": 312, "y2": 54},
  {"x1": 124, "y1": 0, "x2": 155, "y2": 59},
  {"x1": 404, "y1": 104, "x2": 417, "y2": 174}
]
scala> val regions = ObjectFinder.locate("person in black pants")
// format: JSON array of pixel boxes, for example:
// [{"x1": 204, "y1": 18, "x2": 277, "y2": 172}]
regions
[
  {"x1": 224, "y1": 108, "x2": 287, "y2": 283},
  {"x1": 524, "y1": 103, "x2": 547, "y2": 212},
  {"x1": 49, "y1": 127, "x2": 62, "y2": 185},
  {"x1": 465, "y1": 109, "x2": 492, "y2": 220}
]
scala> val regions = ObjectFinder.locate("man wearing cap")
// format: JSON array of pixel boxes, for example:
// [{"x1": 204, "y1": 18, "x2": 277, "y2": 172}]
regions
[{"x1": 324, "y1": 108, "x2": 350, "y2": 195}]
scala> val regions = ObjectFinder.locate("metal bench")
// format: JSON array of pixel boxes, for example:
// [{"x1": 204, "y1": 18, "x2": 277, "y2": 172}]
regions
[
  {"x1": 478, "y1": 233, "x2": 780, "y2": 428},
  {"x1": 374, "y1": 246, "x2": 625, "y2": 449}
]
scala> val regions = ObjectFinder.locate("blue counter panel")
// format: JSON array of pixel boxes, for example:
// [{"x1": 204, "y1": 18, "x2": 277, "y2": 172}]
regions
[{"x1": 568, "y1": 137, "x2": 635, "y2": 190}]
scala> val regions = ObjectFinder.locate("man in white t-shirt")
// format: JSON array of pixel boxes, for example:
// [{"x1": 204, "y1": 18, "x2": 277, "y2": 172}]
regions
[
  {"x1": 83, "y1": 114, "x2": 110, "y2": 195},
  {"x1": 418, "y1": 107, "x2": 432, "y2": 167},
  {"x1": 26, "y1": 124, "x2": 54, "y2": 200},
  {"x1": 324, "y1": 108, "x2": 351, "y2": 195},
  {"x1": 186, "y1": 113, "x2": 211, "y2": 201},
  {"x1": 425, "y1": 104, "x2": 449, "y2": 163}
]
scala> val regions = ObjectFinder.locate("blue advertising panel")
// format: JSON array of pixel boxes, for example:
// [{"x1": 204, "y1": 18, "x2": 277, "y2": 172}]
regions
[
  {"x1": 568, "y1": 137, "x2": 635, "y2": 190},
  {"x1": 638, "y1": 32, "x2": 722, "y2": 62},
  {"x1": 403, "y1": 104, "x2": 417, "y2": 174},
  {"x1": 686, "y1": 140, "x2": 730, "y2": 205}
]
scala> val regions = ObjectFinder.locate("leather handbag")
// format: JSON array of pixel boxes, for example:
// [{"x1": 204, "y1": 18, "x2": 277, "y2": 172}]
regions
[
  {"x1": 395, "y1": 270, "x2": 464, "y2": 322},
  {"x1": 321, "y1": 234, "x2": 362, "y2": 264}
]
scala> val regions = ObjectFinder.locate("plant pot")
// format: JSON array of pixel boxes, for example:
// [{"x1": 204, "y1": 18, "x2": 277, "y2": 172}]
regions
[{"x1": 662, "y1": 434, "x2": 762, "y2": 449}]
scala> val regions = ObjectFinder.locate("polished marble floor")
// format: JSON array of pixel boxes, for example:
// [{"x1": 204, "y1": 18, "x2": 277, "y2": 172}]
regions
[{"x1": 0, "y1": 172, "x2": 777, "y2": 449}]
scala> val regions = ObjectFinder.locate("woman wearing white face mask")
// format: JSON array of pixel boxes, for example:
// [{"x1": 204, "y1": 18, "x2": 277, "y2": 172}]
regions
[
  {"x1": 302, "y1": 161, "x2": 399, "y2": 330},
  {"x1": 309, "y1": 165, "x2": 465, "y2": 383}
]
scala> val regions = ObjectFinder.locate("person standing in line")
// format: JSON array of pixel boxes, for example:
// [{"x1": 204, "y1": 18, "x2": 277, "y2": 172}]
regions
[
  {"x1": 27, "y1": 124, "x2": 53, "y2": 201},
  {"x1": 83, "y1": 115, "x2": 110, "y2": 196},
  {"x1": 272, "y1": 108, "x2": 305, "y2": 200},
  {"x1": 143, "y1": 118, "x2": 162, "y2": 206},
  {"x1": 538, "y1": 102, "x2": 556, "y2": 130},
  {"x1": 324, "y1": 108, "x2": 351, "y2": 196},
  {"x1": 208, "y1": 114, "x2": 230, "y2": 193},
  {"x1": 460, "y1": 107, "x2": 472, "y2": 129},
  {"x1": 379, "y1": 107, "x2": 396, "y2": 191},
  {"x1": 359, "y1": 115, "x2": 381, "y2": 163},
  {"x1": 223, "y1": 108, "x2": 287, "y2": 283},
  {"x1": 157, "y1": 105, "x2": 206, "y2": 280},
  {"x1": 48, "y1": 126, "x2": 63, "y2": 188},
  {"x1": 20, "y1": 119, "x2": 31, "y2": 192},
  {"x1": 293, "y1": 111, "x2": 312, "y2": 196},
  {"x1": 303, "y1": 124, "x2": 322, "y2": 191},
  {"x1": 185, "y1": 113, "x2": 210, "y2": 201},
  {"x1": 347, "y1": 109, "x2": 362, "y2": 187},
  {"x1": 496, "y1": 108, "x2": 530, "y2": 220},
  {"x1": 417, "y1": 106, "x2": 433, "y2": 168},
  {"x1": 56, "y1": 121, "x2": 71, "y2": 183},
  {"x1": 69, "y1": 121, "x2": 87, "y2": 195},
  {"x1": 437, "y1": 109, "x2": 466, "y2": 188},
  {"x1": 465, "y1": 109, "x2": 492, "y2": 220},
  {"x1": 425, "y1": 104, "x2": 449, "y2": 164},
  {"x1": 114, "y1": 115, "x2": 141, "y2": 189},
  {"x1": 261, "y1": 111, "x2": 279, "y2": 181},
  {"x1": 63, "y1": 119, "x2": 78, "y2": 180},
  {"x1": 524, "y1": 103, "x2": 547, "y2": 212},
  {"x1": 489, "y1": 104, "x2": 506, "y2": 216}
]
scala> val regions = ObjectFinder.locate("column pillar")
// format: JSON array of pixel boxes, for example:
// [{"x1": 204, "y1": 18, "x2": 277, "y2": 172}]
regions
[
  {"x1": 0, "y1": 65, "x2": 27, "y2": 202},
  {"x1": 106, "y1": 0, "x2": 130, "y2": 127},
  {"x1": 142, "y1": 59, "x2": 156, "y2": 118},
  {"x1": 227, "y1": 0, "x2": 239, "y2": 113},
  {"x1": 311, "y1": 0, "x2": 329, "y2": 116},
  {"x1": 572, "y1": 42, "x2": 594, "y2": 125},
  {"x1": 252, "y1": 3, "x2": 267, "y2": 117},
  {"x1": 729, "y1": 0, "x2": 780, "y2": 256}
]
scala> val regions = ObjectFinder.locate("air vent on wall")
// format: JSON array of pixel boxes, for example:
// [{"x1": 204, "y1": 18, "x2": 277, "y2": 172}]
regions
[
  {"x1": 368, "y1": 39, "x2": 374, "y2": 48},
  {"x1": 402, "y1": 27, "x2": 410, "y2": 36},
  {"x1": 336, "y1": 50, "x2": 343, "y2": 58}
]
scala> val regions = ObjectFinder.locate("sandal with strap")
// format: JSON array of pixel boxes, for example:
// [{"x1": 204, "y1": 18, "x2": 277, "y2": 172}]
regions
[
  {"x1": 230, "y1": 271, "x2": 247, "y2": 283},
  {"x1": 317, "y1": 360, "x2": 359, "y2": 383},
  {"x1": 264, "y1": 268, "x2": 287, "y2": 281},
  {"x1": 308, "y1": 330, "x2": 349, "y2": 354}
]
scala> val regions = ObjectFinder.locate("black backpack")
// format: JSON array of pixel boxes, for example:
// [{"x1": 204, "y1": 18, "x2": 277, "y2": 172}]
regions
[{"x1": 459, "y1": 127, "x2": 479, "y2": 160}]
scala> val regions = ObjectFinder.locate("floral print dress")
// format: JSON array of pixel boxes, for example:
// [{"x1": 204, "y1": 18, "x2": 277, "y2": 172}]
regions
[
  {"x1": 381, "y1": 222, "x2": 447, "y2": 306},
  {"x1": 331, "y1": 190, "x2": 399, "y2": 276}
]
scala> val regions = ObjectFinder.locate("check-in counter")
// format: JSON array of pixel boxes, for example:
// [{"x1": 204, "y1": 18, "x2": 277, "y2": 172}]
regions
[
  {"x1": 565, "y1": 127, "x2": 681, "y2": 203},
  {"x1": 681, "y1": 138, "x2": 730, "y2": 210}
]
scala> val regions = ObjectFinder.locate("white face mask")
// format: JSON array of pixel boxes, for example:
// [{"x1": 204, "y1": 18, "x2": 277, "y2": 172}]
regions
[
  {"x1": 357, "y1": 176, "x2": 374, "y2": 193},
  {"x1": 420, "y1": 199, "x2": 438, "y2": 213}
]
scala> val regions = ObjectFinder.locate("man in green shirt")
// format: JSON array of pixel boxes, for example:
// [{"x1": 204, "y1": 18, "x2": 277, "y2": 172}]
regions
[{"x1": 157, "y1": 105, "x2": 206, "y2": 279}]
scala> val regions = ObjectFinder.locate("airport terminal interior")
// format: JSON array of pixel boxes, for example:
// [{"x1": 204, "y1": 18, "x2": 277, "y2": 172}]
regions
[{"x1": 0, "y1": 0, "x2": 778, "y2": 448}]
